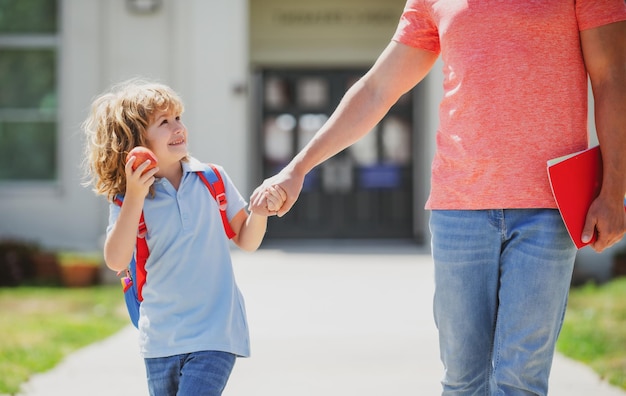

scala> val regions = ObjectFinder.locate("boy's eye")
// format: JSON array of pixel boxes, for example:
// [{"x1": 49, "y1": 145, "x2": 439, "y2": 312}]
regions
[{"x1": 158, "y1": 116, "x2": 180, "y2": 125}]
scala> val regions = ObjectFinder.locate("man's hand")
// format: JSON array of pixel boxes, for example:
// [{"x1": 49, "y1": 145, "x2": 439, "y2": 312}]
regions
[
  {"x1": 248, "y1": 184, "x2": 287, "y2": 216},
  {"x1": 249, "y1": 166, "x2": 305, "y2": 217},
  {"x1": 582, "y1": 195, "x2": 626, "y2": 252}
]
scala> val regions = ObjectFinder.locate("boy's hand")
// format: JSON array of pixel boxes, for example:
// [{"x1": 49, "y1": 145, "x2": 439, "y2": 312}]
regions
[
  {"x1": 250, "y1": 167, "x2": 304, "y2": 217},
  {"x1": 249, "y1": 185, "x2": 286, "y2": 216},
  {"x1": 265, "y1": 185, "x2": 287, "y2": 213},
  {"x1": 125, "y1": 156, "x2": 159, "y2": 201}
]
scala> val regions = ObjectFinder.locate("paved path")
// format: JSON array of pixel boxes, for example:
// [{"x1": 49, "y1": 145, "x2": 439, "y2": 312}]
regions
[{"x1": 18, "y1": 241, "x2": 626, "y2": 395}]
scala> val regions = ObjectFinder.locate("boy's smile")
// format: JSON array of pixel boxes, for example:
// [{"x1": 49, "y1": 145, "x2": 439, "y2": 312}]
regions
[{"x1": 145, "y1": 110, "x2": 188, "y2": 170}]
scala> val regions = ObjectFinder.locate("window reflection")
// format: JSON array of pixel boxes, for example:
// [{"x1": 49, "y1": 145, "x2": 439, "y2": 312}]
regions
[
  {"x1": 265, "y1": 77, "x2": 291, "y2": 109},
  {"x1": 297, "y1": 113, "x2": 327, "y2": 151},
  {"x1": 349, "y1": 126, "x2": 378, "y2": 166},
  {"x1": 0, "y1": 0, "x2": 58, "y2": 33},
  {"x1": 0, "y1": 0, "x2": 58, "y2": 181},
  {"x1": 263, "y1": 114, "x2": 295, "y2": 163},
  {"x1": 382, "y1": 116, "x2": 411, "y2": 165},
  {"x1": 0, "y1": 49, "x2": 56, "y2": 108},
  {"x1": 297, "y1": 77, "x2": 328, "y2": 109},
  {"x1": 0, "y1": 121, "x2": 56, "y2": 180},
  {"x1": 258, "y1": 68, "x2": 415, "y2": 238}
]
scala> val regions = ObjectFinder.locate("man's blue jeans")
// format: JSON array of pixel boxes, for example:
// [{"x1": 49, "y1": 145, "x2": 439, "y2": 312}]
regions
[
  {"x1": 430, "y1": 209, "x2": 577, "y2": 396},
  {"x1": 144, "y1": 351, "x2": 236, "y2": 396}
]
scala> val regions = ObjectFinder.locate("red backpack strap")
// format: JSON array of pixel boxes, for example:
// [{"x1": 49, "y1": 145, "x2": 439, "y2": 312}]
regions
[
  {"x1": 112, "y1": 195, "x2": 148, "y2": 302},
  {"x1": 197, "y1": 164, "x2": 236, "y2": 239},
  {"x1": 134, "y1": 212, "x2": 148, "y2": 301}
]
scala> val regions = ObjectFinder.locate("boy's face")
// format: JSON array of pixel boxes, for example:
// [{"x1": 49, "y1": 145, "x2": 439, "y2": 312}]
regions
[{"x1": 145, "y1": 110, "x2": 188, "y2": 169}]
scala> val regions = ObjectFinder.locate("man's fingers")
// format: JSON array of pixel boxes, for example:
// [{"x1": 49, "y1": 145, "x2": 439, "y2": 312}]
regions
[
  {"x1": 277, "y1": 196, "x2": 296, "y2": 217},
  {"x1": 274, "y1": 184, "x2": 287, "y2": 201}
]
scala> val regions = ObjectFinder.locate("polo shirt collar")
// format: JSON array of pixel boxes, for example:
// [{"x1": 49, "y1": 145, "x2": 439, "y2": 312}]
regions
[{"x1": 182, "y1": 156, "x2": 207, "y2": 173}]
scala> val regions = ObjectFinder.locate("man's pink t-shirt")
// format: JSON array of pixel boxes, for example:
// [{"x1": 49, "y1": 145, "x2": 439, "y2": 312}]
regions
[{"x1": 393, "y1": 1, "x2": 626, "y2": 210}]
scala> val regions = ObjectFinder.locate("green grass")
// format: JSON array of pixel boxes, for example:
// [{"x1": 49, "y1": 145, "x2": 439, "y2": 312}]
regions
[
  {"x1": 557, "y1": 277, "x2": 626, "y2": 390},
  {"x1": 0, "y1": 285, "x2": 128, "y2": 395}
]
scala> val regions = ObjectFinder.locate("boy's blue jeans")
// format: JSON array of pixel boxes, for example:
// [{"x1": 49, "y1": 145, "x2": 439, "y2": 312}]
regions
[
  {"x1": 144, "y1": 351, "x2": 236, "y2": 396},
  {"x1": 430, "y1": 209, "x2": 576, "y2": 396}
]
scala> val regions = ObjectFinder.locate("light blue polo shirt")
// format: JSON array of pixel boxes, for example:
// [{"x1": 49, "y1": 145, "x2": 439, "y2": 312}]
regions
[{"x1": 107, "y1": 157, "x2": 250, "y2": 358}]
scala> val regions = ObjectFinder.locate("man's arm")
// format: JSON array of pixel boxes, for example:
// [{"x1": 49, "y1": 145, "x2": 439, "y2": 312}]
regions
[
  {"x1": 250, "y1": 41, "x2": 438, "y2": 216},
  {"x1": 580, "y1": 20, "x2": 626, "y2": 252}
]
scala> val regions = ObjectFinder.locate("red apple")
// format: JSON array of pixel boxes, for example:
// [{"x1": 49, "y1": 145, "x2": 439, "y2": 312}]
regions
[{"x1": 126, "y1": 146, "x2": 158, "y2": 174}]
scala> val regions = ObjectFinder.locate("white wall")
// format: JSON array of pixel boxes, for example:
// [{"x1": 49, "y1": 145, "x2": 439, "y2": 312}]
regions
[{"x1": 176, "y1": 0, "x2": 249, "y2": 191}]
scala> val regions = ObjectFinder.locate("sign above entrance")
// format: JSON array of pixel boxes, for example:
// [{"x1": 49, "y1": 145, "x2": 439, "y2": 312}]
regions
[
  {"x1": 273, "y1": 8, "x2": 398, "y2": 27},
  {"x1": 250, "y1": 0, "x2": 407, "y2": 66}
]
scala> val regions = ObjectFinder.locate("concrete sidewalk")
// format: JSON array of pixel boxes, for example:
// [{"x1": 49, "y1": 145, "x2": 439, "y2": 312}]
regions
[{"x1": 19, "y1": 241, "x2": 626, "y2": 395}]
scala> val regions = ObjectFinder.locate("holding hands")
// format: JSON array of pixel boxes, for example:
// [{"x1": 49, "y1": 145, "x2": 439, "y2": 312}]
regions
[
  {"x1": 249, "y1": 165, "x2": 306, "y2": 217},
  {"x1": 258, "y1": 184, "x2": 288, "y2": 216}
]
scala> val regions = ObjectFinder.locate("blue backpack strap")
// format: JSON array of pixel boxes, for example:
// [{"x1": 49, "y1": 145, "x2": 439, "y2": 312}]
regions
[
  {"x1": 197, "y1": 164, "x2": 236, "y2": 239},
  {"x1": 113, "y1": 194, "x2": 124, "y2": 206}
]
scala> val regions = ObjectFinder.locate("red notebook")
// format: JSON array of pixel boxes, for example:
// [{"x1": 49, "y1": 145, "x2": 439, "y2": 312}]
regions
[{"x1": 547, "y1": 146, "x2": 603, "y2": 249}]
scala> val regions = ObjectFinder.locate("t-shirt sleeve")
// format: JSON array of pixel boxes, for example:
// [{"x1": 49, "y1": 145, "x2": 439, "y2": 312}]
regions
[
  {"x1": 391, "y1": 0, "x2": 440, "y2": 54},
  {"x1": 576, "y1": 0, "x2": 626, "y2": 31},
  {"x1": 106, "y1": 201, "x2": 121, "y2": 236}
]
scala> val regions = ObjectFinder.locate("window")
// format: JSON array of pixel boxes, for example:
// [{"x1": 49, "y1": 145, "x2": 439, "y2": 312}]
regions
[
  {"x1": 258, "y1": 69, "x2": 415, "y2": 239},
  {"x1": 0, "y1": 0, "x2": 58, "y2": 181}
]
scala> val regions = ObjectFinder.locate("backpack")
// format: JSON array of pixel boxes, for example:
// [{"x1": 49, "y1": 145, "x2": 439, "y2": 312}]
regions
[{"x1": 113, "y1": 164, "x2": 236, "y2": 328}]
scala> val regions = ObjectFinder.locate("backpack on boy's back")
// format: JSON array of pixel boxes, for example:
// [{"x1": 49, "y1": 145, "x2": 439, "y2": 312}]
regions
[{"x1": 113, "y1": 164, "x2": 235, "y2": 328}]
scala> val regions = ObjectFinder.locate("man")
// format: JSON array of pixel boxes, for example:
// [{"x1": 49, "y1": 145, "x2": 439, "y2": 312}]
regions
[{"x1": 251, "y1": 2, "x2": 626, "y2": 394}]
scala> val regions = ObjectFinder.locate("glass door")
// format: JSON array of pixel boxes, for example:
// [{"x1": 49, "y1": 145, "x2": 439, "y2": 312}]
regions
[{"x1": 257, "y1": 68, "x2": 414, "y2": 239}]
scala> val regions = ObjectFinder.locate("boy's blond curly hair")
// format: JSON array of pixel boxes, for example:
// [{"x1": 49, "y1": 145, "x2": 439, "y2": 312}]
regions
[{"x1": 82, "y1": 78, "x2": 184, "y2": 202}]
